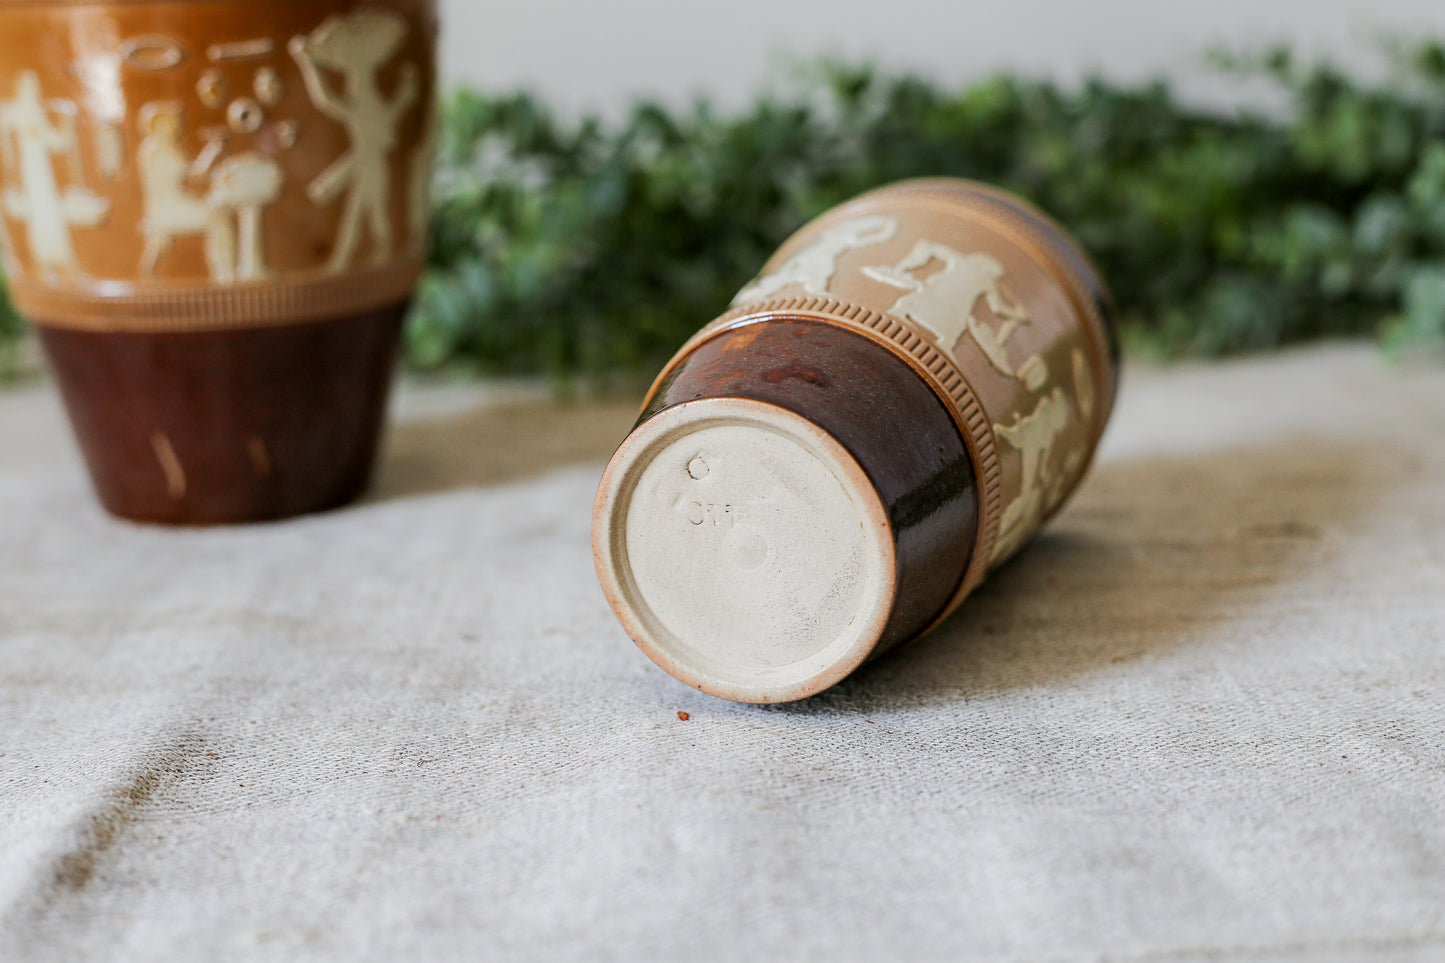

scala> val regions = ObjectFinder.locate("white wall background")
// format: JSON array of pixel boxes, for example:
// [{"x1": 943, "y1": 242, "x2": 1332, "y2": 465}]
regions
[{"x1": 439, "y1": 0, "x2": 1445, "y2": 115}]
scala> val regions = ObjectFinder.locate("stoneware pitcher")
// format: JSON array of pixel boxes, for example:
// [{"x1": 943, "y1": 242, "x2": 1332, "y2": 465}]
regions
[{"x1": 0, "y1": 0, "x2": 438, "y2": 523}]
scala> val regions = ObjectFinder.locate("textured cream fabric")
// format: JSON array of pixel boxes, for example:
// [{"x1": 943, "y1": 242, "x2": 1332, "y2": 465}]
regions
[{"x1": 2, "y1": 343, "x2": 1443, "y2": 962}]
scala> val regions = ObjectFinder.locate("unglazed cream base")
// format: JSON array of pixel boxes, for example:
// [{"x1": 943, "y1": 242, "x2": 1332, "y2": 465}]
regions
[{"x1": 593, "y1": 398, "x2": 896, "y2": 703}]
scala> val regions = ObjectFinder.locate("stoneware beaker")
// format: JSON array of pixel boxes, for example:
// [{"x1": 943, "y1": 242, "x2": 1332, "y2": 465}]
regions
[{"x1": 594, "y1": 178, "x2": 1120, "y2": 703}]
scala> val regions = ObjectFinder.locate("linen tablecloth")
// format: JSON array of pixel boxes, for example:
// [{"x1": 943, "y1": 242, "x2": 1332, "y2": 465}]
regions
[{"x1": 2, "y1": 342, "x2": 1443, "y2": 961}]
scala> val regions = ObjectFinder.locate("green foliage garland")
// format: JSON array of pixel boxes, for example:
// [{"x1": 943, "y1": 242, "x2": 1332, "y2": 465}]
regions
[
  {"x1": 5, "y1": 44, "x2": 1445, "y2": 381},
  {"x1": 416, "y1": 47, "x2": 1445, "y2": 378}
]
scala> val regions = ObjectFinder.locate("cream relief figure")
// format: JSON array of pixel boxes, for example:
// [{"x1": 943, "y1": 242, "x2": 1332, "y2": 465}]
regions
[
  {"x1": 990, "y1": 386, "x2": 1073, "y2": 563},
  {"x1": 127, "y1": 30, "x2": 296, "y2": 284},
  {"x1": 1071, "y1": 348, "x2": 1096, "y2": 423},
  {"x1": 0, "y1": 201, "x2": 17, "y2": 275},
  {"x1": 863, "y1": 241, "x2": 1042, "y2": 385},
  {"x1": 136, "y1": 102, "x2": 282, "y2": 283},
  {"x1": 289, "y1": 10, "x2": 418, "y2": 272},
  {"x1": 137, "y1": 103, "x2": 236, "y2": 281},
  {"x1": 1032, "y1": 349, "x2": 1098, "y2": 513},
  {"x1": 1045, "y1": 447, "x2": 1086, "y2": 518},
  {"x1": 732, "y1": 215, "x2": 898, "y2": 307},
  {"x1": 0, "y1": 71, "x2": 110, "y2": 280},
  {"x1": 206, "y1": 151, "x2": 283, "y2": 282}
]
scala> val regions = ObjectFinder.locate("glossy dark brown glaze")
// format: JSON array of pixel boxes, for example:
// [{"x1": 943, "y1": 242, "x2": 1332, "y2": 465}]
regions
[
  {"x1": 642, "y1": 318, "x2": 978, "y2": 654},
  {"x1": 37, "y1": 302, "x2": 405, "y2": 525}
]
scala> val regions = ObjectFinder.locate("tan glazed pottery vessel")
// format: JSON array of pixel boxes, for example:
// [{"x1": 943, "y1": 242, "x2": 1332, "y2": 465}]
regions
[
  {"x1": 0, "y1": 0, "x2": 438, "y2": 523},
  {"x1": 593, "y1": 178, "x2": 1120, "y2": 703}
]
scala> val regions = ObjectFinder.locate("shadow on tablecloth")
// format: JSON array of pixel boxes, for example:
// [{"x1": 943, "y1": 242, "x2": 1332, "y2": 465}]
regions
[
  {"x1": 367, "y1": 395, "x2": 641, "y2": 501},
  {"x1": 770, "y1": 435, "x2": 1404, "y2": 714},
  {"x1": 368, "y1": 389, "x2": 1406, "y2": 716}
]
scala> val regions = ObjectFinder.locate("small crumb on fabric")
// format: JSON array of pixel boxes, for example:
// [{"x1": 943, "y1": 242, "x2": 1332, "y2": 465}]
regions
[{"x1": 677, "y1": 711, "x2": 690, "y2": 721}]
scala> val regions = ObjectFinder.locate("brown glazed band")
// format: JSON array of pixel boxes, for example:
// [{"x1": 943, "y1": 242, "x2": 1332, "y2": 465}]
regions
[
  {"x1": 9, "y1": 256, "x2": 423, "y2": 333},
  {"x1": 635, "y1": 318, "x2": 978, "y2": 668},
  {"x1": 647, "y1": 299, "x2": 1003, "y2": 620},
  {"x1": 38, "y1": 302, "x2": 407, "y2": 523}
]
